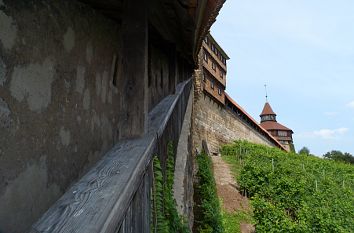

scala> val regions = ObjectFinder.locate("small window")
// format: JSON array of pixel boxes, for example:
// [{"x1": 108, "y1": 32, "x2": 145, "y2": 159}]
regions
[
  {"x1": 278, "y1": 131, "x2": 287, "y2": 137},
  {"x1": 203, "y1": 52, "x2": 208, "y2": 62},
  {"x1": 218, "y1": 88, "x2": 222, "y2": 96},
  {"x1": 220, "y1": 71, "x2": 224, "y2": 79},
  {"x1": 202, "y1": 73, "x2": 206, "y2": 82},
  {"x1": 204, "y1": 36, "x2": 208, "y2": 44},
  {"x1": 212, "y1": 62, "x2": 216, "y2": 71},
  {"x1": 211, "y1": 80, "x2": 214, "y2": 89},
  {"x1": 211, "y1": 44, "x2": 215, "y2": 52}
]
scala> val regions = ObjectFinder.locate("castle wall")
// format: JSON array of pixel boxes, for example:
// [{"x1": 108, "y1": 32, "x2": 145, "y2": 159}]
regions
[{"x1": 193, "y1": 72, "x2": 276, "y2": 155}]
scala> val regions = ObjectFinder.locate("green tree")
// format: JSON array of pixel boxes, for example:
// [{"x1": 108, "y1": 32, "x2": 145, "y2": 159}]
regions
[
  {"x1": 298, "y1": 147, "x2": 310, "y2": 155},
  {"x1": 323, "y1": 150, "x2": 354, "y2": 164}
]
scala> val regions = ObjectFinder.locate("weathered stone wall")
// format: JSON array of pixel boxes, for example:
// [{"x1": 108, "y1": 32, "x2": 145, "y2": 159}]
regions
[
  {"x1": 173, "y1": 86, "x2": 194, "y2": 230},
  {"x1": 193, "y1": 73, "x2": 274, "y2": 155},
  {"x1": 0, "y1": 1, "x2": 124, "y2": 232}
]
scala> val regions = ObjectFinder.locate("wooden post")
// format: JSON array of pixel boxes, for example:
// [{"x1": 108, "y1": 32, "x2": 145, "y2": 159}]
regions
[
  {"x1": 272, "y1": 158, "x2": 274, "y2": 172},
  {"x1": 120, "y1": 0, "x2": 148, "y2": 138}
]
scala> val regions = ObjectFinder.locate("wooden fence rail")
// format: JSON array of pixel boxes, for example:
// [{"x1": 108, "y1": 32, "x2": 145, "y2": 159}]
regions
[{"x1": 31, "y1": 79, "x2": 192, "y2": 233}]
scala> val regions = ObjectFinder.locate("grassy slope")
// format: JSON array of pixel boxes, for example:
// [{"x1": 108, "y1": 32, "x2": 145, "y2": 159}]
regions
[{"x1": 221, "y1": 140, "x2": 354, "y2": 233}]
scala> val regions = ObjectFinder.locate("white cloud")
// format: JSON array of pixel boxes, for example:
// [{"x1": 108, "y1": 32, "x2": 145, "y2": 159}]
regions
[
  {"x1": 298, "y1": 127, "x2": 349, "y2": 140},
  {"x1": 346, "y1": 100, "x2": 354, "y2": 108}
]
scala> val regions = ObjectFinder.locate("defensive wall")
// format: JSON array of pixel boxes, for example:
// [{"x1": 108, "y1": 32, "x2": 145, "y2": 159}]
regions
[{"x1": 193, "y1": 70, "x2": 283, "y2": 155}]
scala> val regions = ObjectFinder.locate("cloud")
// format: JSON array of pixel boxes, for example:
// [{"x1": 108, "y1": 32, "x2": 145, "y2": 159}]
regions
[
  {"x1": 299, "y1": 127, "x2": 349, "y2": 140},
  {"x1": 346, "y1": 100, "x2": 354, "y2": 108}
]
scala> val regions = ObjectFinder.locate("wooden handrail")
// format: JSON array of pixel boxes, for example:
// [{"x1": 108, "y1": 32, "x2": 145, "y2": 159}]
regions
[{"x1": 31, "y1": 79, "x2": 192, "y2": 233}]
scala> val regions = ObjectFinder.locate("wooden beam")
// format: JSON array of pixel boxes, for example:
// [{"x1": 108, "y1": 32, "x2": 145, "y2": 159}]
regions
[{"x1": 120, "y1": 0, "x2": 148, "y2": 138}]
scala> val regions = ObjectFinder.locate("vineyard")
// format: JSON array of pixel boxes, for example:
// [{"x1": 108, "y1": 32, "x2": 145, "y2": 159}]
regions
[{"x1": 221, "y1": 141, "x2": 354, "y2": 233}]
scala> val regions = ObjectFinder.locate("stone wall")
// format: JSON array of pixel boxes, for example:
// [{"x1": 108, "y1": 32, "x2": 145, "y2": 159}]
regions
[
  {"x1": 0, "y1": 1, "x2": 124, "y2": 232},
  {"x1": 193, "y1": 72, "x2": 275, "y2": 155}
]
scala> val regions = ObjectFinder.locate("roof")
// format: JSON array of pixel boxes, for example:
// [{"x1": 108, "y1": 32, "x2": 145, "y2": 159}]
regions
[
  {"x1": 260, "y1": 102, "x2": 276, "y2": 116},
  {"x1": 260, "y1": 121, "x2": 293, "y2": 132},
  {"x1": 208, "y1": 33, "x2": 230, "y2": 59},
  {"x1": 225, "y1": 93, "x2": 287, "y2": 151}
]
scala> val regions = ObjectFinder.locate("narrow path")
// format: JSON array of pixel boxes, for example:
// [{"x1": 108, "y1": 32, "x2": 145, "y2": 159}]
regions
[
  {"x1": 211, "y1": 156, "x2": 255, "y2": 233},
  {"x1": 211, "y1": 156, "x2": 249, "y2": 213}
]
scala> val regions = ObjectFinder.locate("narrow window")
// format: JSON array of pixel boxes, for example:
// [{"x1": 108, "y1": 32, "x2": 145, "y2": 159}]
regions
[
  {"x1": 204, "y1": 52, "x2": 208, "y2": 62},
  {"x1": 212, "y1": 62, "x2": 216, "y2": 71},
  {"x1": 160, "y1": 68, "x2": 163, "y2": 89},
  {"x1": 211, "y1": 80, "x2": 214, "y2": 89},
  {"x1": 220, "y1": 71, "x2": 224, "y2": 79},
  {"x1": 112, "y1": 55, "x2": 119, "y2": 87},
  {"x1": 202, "y1": 73, "x2": 206, "y2": 82},
  {"x1": 218, "y1": 88, "x2": 222, "y2": 95}
]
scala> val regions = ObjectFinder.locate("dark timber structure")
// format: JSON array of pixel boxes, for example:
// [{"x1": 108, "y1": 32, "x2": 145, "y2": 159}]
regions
[
  {"x1": 200, "y1": 33, "x2": 229, "y2": 105},
  {"x1": 0, "y1": 0, "x2": 226, "y2": 232}
]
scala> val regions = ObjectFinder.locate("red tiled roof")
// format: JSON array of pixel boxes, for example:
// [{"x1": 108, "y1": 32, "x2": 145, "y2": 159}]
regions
[
  {"x1": 260, "y1": 121, "x2": 293, "y2": 132},
  {"x1": 260, "y1": 102, "x2": 276, "y2": 116},
  {"x1": 225, "y1": 93, "x2": 287, "y2": 151}
]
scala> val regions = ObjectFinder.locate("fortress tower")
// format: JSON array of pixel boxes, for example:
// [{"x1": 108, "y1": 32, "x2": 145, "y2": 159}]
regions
[{"x1": 260, "y1": 102, "x2": 294, "y2": 152}]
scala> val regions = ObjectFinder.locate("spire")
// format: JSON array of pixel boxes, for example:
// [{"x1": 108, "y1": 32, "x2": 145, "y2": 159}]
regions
[{"x1": 264, "y1": 84, "x2": 268, "y2": 102}]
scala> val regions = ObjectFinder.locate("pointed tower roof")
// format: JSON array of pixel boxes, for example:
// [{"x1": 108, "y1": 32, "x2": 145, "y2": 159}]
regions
[{"x1": 260, "y1": 102, "x2": 276, "y2": 116}]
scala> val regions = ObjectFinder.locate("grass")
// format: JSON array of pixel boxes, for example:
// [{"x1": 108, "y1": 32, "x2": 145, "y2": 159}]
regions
[{"x1": 222, "y1": 210, "x2": 254, "y2": 233}]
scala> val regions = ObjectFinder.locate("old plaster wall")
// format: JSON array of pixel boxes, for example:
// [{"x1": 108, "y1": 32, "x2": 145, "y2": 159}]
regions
[
  {"x1": 0, "y1": 1, "x2": 124, "y2": 232},
  {"x1": 193, "y1": 73, "x2": 274, "y2": 155}
]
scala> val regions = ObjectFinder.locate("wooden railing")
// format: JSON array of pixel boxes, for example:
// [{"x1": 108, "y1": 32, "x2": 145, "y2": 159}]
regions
[{"x1": 31, "y1": 79, "x2": 192, "y2": 233}]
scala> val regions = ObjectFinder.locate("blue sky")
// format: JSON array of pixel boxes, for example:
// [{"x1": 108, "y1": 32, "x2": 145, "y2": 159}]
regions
[{"x1": 211, "y1": 0, "x2": 354, "y2": 156}]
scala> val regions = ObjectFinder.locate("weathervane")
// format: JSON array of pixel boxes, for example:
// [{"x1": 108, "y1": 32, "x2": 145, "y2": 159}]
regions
[{"x1": 264, "y1": 84, "x2": 268, "y2": 102}]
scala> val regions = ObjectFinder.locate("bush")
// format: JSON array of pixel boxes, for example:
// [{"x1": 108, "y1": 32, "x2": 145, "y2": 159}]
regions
[{"x1": 194, "y1": 152, "x2": 224, "y2": 233}]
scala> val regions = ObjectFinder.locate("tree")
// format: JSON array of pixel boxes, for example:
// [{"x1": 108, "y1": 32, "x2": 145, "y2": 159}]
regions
[
  {"x1": 298, "y1": 147, "x2": 310, "y2": 155},
  {"x1": 323, "y1": 150, "x2": 354, "y2": 164}
]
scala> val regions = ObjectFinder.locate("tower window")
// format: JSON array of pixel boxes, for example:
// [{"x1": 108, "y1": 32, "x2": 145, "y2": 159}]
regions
[
  {"x1": 204, "y1": 52, "x2": 208, "y2": 62},
  {"x1": 278, "y1": 131, "x2": 287, "y2": 137}
]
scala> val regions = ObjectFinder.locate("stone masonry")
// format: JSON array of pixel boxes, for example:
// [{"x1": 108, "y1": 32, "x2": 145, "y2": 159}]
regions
[{"x1": 193, "y1": 70, "x2": 275, "y2": 155}]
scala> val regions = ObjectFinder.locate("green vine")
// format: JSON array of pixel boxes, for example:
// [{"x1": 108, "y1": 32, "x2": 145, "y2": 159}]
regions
[{"x1": 151, "y1": 142, "x2": 190, "y2": 233}]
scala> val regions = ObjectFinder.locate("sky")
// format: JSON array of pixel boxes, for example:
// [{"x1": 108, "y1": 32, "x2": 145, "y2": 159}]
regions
[{"x1": 211, "y1": 0, "x2": 354, "y2": 156}]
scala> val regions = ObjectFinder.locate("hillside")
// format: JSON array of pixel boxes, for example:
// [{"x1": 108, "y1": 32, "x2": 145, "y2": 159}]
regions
[{"x1": 221, "y1": 141, "x2": 354, "y2": 233}]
